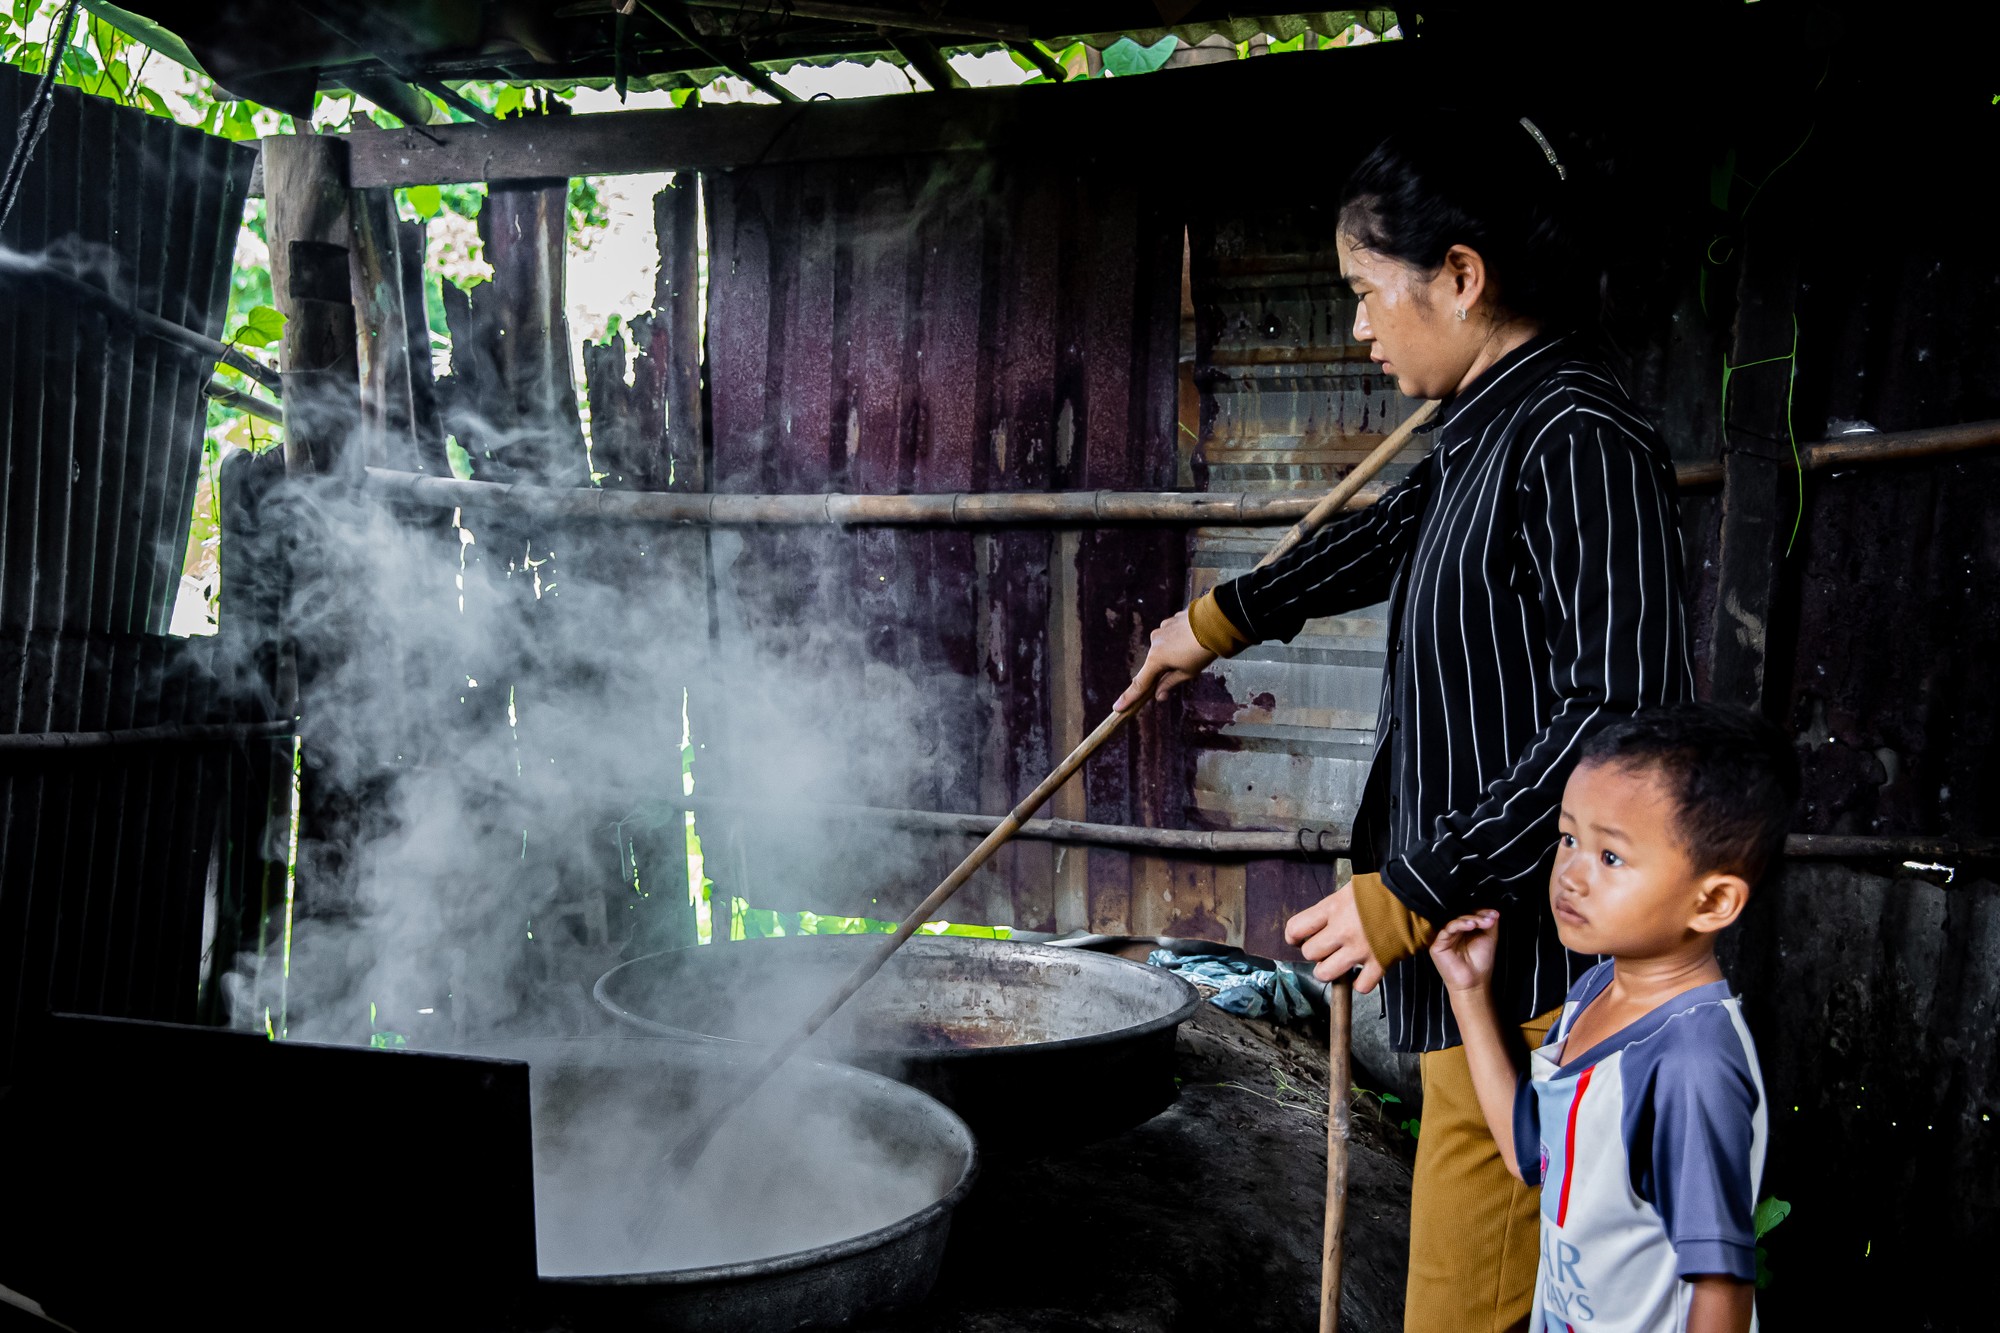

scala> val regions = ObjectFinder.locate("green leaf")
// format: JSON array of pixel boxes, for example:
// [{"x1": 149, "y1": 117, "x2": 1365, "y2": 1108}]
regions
[
  {"x1": 220, "y1": 101, "x2": 261, "y2": 141},
  {"x1": 232, "y1": 304, "x2": 286, "y2": 349},
  {"x1": 1100, "y1": 35, "x2": 1176, "y2": 77},
  {"x1": 1752, "y1": 1195, "x2": 1791, "y2": 1239},
  {"x1": 13, "y1": 0, "x2": 35, "y2": 30},
  {"x1": 493, "y1": 83, "x2": 526, "y2": 117},
  {"x1": 60, "y1": 45, "x2": 97, "y2": 86},
  {"x1": 404, "y1": 183, "x2": 443, "y2": 219},
  {"x1": 446, "y1": 437, "x2": 475, "y2": 480},
  {"x1": 440, "y1": 182, "x2": 486, "y2": 218},
  {"x1": 1754, "y1": 1244, "x2": 1772, "y2": 1290},
  {"x1": 90, "y1": 15, "x2": 128, "y2": 65},
  {"x1": 137, "y1": 85, "x2": 171, "y2": 118}
]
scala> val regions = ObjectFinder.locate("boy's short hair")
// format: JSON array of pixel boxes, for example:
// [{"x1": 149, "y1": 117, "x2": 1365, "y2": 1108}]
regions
[{"x1": 1578, "y1": 703, "x2": 1801, "y2": 888}]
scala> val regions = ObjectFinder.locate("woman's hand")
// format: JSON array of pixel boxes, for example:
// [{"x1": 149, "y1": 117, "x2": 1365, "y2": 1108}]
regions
[
  {"x1": 1284, "y1": 883, "x2": 1385, "y2": 992},
  {"x1": 1428, "y1": 909, "x2": 1501, "y2": 994},
  {"x1": 1113, "y1": 610, "x2": 1217, "y2": 711}
]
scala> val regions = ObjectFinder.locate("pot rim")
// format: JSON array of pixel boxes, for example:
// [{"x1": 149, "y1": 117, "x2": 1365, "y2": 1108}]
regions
[
  {"x1": 592, "y1": 936, "x2": 1203, "y2": 1063},
  {"x1": 527, "y1": 1043, "x2": 979, "y2": 1288}
]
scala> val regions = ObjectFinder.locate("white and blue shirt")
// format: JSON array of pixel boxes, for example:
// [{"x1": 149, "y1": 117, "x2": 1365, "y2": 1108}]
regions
[{"x1": 1515, "y1": 961, "x2": 1766, "y2": 1332}]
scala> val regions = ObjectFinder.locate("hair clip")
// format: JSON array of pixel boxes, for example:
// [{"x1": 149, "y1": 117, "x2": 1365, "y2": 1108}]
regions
[{"x1": 1519, "y1": 117, "x2": 1567, "y2": 181}]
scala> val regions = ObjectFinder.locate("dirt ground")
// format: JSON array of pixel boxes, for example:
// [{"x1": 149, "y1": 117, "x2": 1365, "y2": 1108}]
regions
[{"x1": 862, "y1": 1001, "x2": 1416, "y2": 1333}]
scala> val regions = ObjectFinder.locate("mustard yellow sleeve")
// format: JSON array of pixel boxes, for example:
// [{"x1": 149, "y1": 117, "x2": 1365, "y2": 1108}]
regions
[
  {"x1": 1188, "y1": 590, "x2": 1252, "y2": 658},
  {"x1": 1350, "y1": 870, "x2": 1436, "y2": 969}
]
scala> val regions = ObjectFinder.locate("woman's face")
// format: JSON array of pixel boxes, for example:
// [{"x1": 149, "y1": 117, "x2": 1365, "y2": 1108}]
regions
[{"x1": 1337, "y1": 232, "x2": 1491, "y2": 401}]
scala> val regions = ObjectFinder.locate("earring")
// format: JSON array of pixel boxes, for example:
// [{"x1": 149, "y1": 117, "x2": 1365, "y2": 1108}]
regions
[{"x1": 1454, "y1": 307, "x2": 1467, "y2": 321}]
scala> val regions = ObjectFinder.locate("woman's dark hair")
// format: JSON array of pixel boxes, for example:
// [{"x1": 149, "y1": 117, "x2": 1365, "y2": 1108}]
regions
[
  {"x1": 1338, "y1": 113, "x2": 1594, "y2": 329},
  {"x1": 1577, "y1": 703, "x2": 1801, "y2": 889}
]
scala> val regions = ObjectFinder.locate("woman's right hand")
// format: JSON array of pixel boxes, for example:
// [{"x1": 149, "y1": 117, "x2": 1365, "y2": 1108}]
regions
[{"x1": 1113, "y1": 610, "x2": 1217, "y2": 711}]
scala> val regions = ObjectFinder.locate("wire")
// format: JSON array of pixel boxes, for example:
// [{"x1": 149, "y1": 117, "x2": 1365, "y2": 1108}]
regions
[
  {"x1": 0, "y1": 0, "x2": 83, "y2": 231},
  {"x1": 1718, "y1": 313, "x2": 1805, "y2": 555}
]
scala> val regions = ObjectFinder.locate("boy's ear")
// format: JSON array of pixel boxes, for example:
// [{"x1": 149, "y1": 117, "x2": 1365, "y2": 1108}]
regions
[{"x1": 1688, "y1": 872, "x2": 1751, "y2": 934}]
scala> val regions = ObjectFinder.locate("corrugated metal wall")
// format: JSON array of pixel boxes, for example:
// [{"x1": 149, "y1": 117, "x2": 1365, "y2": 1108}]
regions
[
  {"x1": 0, "y1": 67, "x2": 262, "y2": 1075},
  {"x1": 1186, "y1": 209, "x2": 1422, "y2": 838}
]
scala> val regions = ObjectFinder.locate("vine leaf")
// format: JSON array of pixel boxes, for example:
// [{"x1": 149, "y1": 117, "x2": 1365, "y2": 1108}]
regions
[{"x1": 231, "y1": 305, "x2": 287, "y2": 350}]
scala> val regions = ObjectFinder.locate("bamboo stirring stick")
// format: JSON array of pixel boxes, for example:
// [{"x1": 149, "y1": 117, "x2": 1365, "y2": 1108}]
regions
[
  {"x1": 654, "y1": 399, "x2": 1441, "y2": 1192},
  {"x1": 1321, "y1": 979, "x2": 1355, "y2": 1333}
]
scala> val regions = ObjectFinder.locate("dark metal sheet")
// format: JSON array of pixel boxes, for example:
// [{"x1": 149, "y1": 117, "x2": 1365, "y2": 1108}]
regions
[{"x1": 0, "y1": 66, "x2": 256, "y2": 1076}]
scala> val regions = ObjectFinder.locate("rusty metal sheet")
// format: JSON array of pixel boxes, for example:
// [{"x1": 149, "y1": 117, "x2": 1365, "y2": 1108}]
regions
[
  {"x1": 1184, "y1": 208, "x2": 1424, "y2": 842},
  {"x1": 699, "y1": 153, "x2": 1182, "y2": 929}
]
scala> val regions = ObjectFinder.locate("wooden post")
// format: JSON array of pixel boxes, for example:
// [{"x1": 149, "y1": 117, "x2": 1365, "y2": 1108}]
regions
[
  {"x1": 264, "y1": 134, "x2": 360, "y2": 479},
  {"x1": 1707, "y1": 168, "x2": 1802, "y2": 710},
  {"x1": 261, "y1": 132, "x2": 364, "y2": 924}
]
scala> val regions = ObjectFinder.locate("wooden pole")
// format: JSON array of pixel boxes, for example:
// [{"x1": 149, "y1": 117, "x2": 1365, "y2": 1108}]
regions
[
  {"x1": 356, "y1": 412, "x2": 1998, "y2": 522},
  {"x1": 1321, "y1": 980, "x2": 1354, "y2": 1333},
  {"x1": 361, "y1": 465, "x2": 1393, "y2": 526},
  {"x1": 1258, "y1": 402, "x2": 1438, "y2": 570},
  {"x1": 647, "y1": 400, "x2": 1442, "y2": 1201},
  {"x1": 263, "y1": 134, "x2": 359, "y2": 479}
]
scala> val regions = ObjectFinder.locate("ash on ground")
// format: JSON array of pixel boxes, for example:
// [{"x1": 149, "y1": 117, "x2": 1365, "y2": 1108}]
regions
[{"x1": 863, "y1": 1001, "x2": 1415, "y2": 1333}]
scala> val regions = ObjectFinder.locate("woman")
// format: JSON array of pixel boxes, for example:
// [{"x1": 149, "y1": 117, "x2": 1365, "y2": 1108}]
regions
[{"x1": 1117, "y1": 115, "x2": 1692, "y2": 1332}]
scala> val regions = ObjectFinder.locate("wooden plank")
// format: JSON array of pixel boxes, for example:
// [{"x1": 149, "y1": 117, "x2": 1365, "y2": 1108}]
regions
[
  {"x1": 477, "y1": 179, "x2": 588, "y2": 485},
  {"x1": 654, "y1": 176, "x2": 704, "y2": 492},
  {"x1": 1214, "y1": 861, "x2": 1246, "y2": 947},
  {"x1": 393, "y1": 217, "x2": 450, "y2": 475},
  {"x1": 1048, "y1": 528, "x2": 1088, "y2": 932},
  {"x1": 1130, "y1": 853, "x2": 1176, "y2": 938},
  {"x1": 319, "y1": 44, "x2": 1425, "y2": 192},
  {"x1": 333, "y1": 91, "x2": 1011, "y2": 189},
  {"x1": 348, "y1": 186, "x2": 418, "y2": 471}
]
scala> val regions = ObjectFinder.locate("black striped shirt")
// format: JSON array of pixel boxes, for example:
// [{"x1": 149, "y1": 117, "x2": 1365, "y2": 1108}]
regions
[{"x1": 1213, "y1": 333, "x2": 1693, "y2": 1052}]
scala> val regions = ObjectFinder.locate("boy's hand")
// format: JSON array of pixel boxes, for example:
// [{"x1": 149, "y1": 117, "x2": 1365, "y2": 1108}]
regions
[{"x1": 1428, "y1": 909, "x2": 1501, "y2": 994}]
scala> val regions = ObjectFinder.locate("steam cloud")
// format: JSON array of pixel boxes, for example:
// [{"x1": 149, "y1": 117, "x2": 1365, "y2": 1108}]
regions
[{"x1": 217, "y1": 463, "x2": 978, "y2": 1273}]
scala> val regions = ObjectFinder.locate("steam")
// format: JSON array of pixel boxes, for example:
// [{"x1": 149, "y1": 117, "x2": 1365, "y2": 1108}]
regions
[
  {"x1": 200, "y1": 159, "x2": 1036, "y2": 1276},
  {"x1": 517, "y1": 1038, "x2": 963, "y2": 1276},
  {"x1": 220, "y1": 485, "x2": 969, "y2": 1044},
  {"x1": 212, "y1": 460, "x2": 979, "y2": 1273},
  {"x1": 0, "y1": 235, "x2": 126, "y2": 291}
]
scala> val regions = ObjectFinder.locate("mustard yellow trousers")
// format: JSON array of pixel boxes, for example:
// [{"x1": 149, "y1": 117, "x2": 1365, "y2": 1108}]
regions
[{"x1": 1402, "y1": 1008, "x2": 1561, "y2": 1333}]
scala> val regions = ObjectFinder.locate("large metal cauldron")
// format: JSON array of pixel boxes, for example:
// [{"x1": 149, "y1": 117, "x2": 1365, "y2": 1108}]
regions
[
  {"x1": 484, "y1": 1037, "x2": 977, "y2": 1331},
  {"x1": 593, "y1": 936, "x2": 1202, "y2": 1154}
]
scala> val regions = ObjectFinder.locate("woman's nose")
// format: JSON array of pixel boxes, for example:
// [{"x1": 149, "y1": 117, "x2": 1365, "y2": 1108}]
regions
[{"x1": 1352, "y1": 302, "x2": 1372, "y2": 342}]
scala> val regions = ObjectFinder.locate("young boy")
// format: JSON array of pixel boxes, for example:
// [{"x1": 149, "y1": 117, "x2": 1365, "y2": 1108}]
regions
[{"x1": 1428, "y1": 703, "x2": 1798, "y2": 1333}]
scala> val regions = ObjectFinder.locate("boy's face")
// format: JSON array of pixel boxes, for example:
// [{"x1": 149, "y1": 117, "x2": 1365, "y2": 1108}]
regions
[{"x1": 1550, "y1": 760, "x2": 1743, "y2": 957}]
